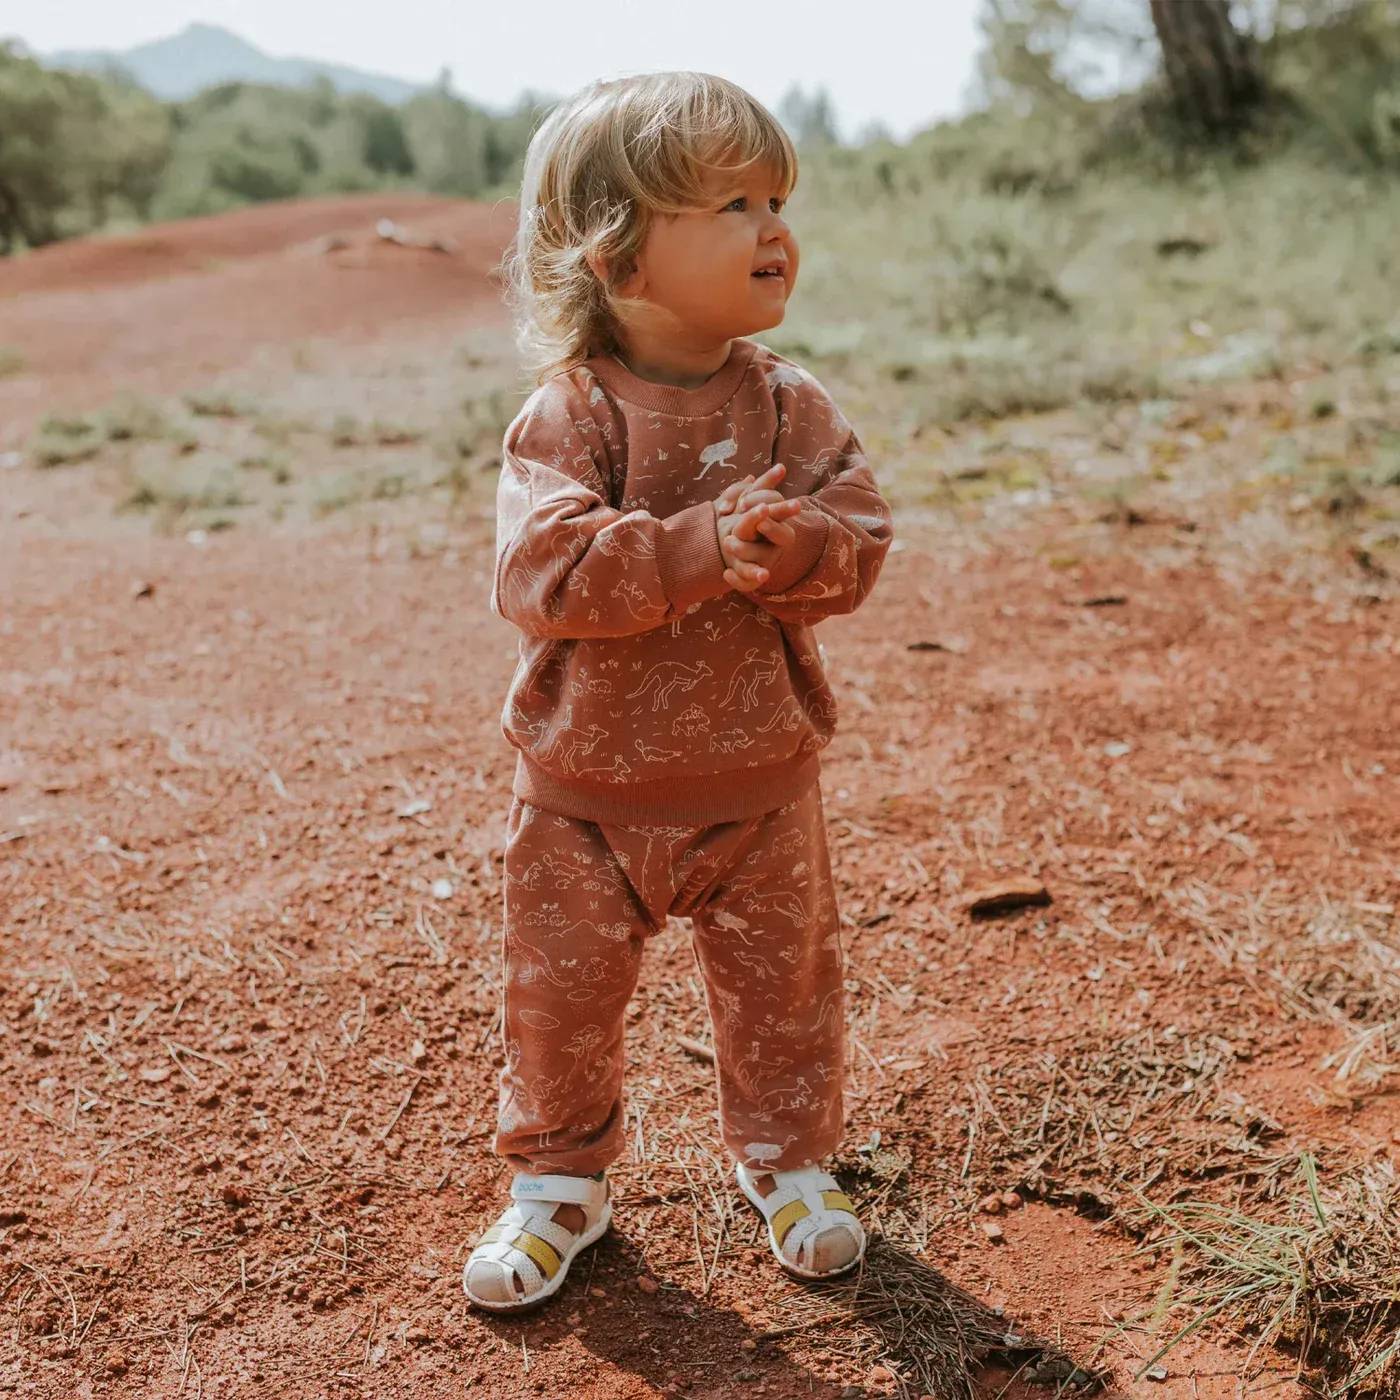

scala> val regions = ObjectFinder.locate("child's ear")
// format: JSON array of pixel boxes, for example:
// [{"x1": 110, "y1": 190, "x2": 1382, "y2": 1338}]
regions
[{"x1": 587, "y1": 248, "x2": 645, "y2": 301}]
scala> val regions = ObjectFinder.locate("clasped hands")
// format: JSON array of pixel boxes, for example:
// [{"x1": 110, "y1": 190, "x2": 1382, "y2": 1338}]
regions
[{"x1": 713, "y1": 464, "x2": 802, "y2": 593}]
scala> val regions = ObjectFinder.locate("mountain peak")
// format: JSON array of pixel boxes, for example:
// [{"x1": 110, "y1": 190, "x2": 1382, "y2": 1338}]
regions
[{"x1": 46, "y1": 23, "x2": 421, "y2": 105}]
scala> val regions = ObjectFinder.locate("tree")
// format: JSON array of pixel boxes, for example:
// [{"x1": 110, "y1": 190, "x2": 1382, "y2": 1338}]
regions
[
  {"x1": 778, "y1": 86, "x2": 841, "y2": 146},
  {"x1": 1148, "y1": 0, "x2": 1266, "y2": 133},
  {"x1": 0, "y1": 43, "x2": 171, "y2": 251}
]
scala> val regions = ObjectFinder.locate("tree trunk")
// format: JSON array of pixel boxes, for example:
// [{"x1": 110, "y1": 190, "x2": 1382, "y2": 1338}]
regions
[{"x1": 1149, "y1": 0, "x2": 1265, "y2": 135}]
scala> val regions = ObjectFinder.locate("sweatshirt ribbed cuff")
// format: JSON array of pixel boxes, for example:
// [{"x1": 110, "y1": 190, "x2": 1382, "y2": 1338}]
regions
[
  {"x1": 657, "y1": 501, "x2": 731, "y2": 612},
  {"x1": 759, "y1": 511, "x2": 830, "y2": 596}
]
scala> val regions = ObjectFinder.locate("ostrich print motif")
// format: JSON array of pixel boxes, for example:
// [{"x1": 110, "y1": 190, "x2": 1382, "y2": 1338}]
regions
[
  {"x1": 494, "y1": 784, "x2": 846, "y2": 1177},
  {"x1": 492, "y1": 337, "x2": 894, "y2": 826}
]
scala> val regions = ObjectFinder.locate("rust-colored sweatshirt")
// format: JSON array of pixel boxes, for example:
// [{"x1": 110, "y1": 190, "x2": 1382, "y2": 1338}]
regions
[{"x1": 492, "y1": 337, "x2": 893, "y2": 825}]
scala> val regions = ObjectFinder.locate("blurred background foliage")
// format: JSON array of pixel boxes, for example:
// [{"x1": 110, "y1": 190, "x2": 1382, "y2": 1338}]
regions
[
  {"x1": 0, "y1": 47, "x2": 544, "y2": 250},
  {"x1": 1, "y1": 0, "x2": 1399, "y2": 378}
]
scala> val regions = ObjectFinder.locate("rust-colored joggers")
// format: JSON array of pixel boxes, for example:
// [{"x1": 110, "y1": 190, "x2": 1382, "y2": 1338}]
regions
[{"x1": 493, "y1": 784, "x2": 848, "y2": 1177}]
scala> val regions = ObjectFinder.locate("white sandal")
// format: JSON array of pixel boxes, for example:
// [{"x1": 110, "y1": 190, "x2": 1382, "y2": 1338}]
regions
[
  {"x1": 462, "y1": 1172, "x2": 611, "y2": 1312},
  {"x1": 736, "y1": 1163, "x2": 866, "y2": 1280}
]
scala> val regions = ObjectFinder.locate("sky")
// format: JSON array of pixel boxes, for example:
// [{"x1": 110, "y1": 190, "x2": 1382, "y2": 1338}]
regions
[{"x1": 0, "y1": 0, "x2": 986, "y2": 140}]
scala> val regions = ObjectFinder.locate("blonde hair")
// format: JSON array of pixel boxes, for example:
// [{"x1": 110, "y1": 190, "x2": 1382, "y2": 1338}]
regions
[{"x1": 508, "y1": 72, "x2": 798, "y2": 384}]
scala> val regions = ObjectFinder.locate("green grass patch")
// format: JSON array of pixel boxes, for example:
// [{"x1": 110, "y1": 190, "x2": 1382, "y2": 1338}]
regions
[{"x1": 30, "y1": 413, "x2": 105, "y2": 468}]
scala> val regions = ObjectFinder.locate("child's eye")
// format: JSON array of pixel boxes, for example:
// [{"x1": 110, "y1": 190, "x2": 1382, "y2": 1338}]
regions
[
  {"x1": 723, "y1": 197, "x2": 747, "y2": 213},
  {"x1": 769, "y1": 197, "x2": 785, "y2": 214}
]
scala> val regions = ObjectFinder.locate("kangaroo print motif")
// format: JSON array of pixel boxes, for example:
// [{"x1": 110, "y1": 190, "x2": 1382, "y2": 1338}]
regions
[
  {"x1": 495, "y1": 785, "x2": 847, "y2": 1176},
  {"x1": 491, "y1": 338, "x2": 894, "y2": 827}
]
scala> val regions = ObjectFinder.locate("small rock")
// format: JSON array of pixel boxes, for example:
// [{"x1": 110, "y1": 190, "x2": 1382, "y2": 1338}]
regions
[
  {"x1": 981, "y1": 1221, "x2": 1006, "y2": 1244},
  {"x1": 186, "y1": 528, "x2": 208, "y2": 547},
  {"x1": 980, "y1": 1193, "x2": 1004, "y2": 1215},
  {"x1": 130, "y1": 580, "x2": 154, "y2": 599},
  {"x1": 0, "y1": 451, "x2": 22, "y2": 471},
  {"x1": 865, "y1": 1364, "x2": 897, "y2": 1386},
  {"x1": 140, "y1": 1066, "x2": 171, "y2": 1083},
  {"x1": 195, "y1": 1090, "x2": 220, "y2": 1109},
  {"x1": 397, "y1": 799, "x2": 432, "y2": 818},
  {"x1": 382, "y1": 1136, "x2": 403, "y2": 1160},
  {"x1": 103, "y1": 1347, "x2": 129, "y2": 1375},
  {"x1": 1001, "y1": 1190, "x2": 1024, "y2": 1210},
  {"x1": 431, "y1": 877, "x2": 454, "y2": 900},
  {"x1": 1145, "y1": 1364, "x2": 1169, "y2": 1382},
  {"x1": 566, "y1": 1312, "x2": 582, "y2": 1326},
  {"x1": 636, "y1": 1274, "x2": 658, "y2": 1294},
  {"x1": 406, "y1": 1322, "x2": 431, "y2": 1345},
  {"x1": 958, "y1": 877, "x2": 1052, "y2": 919},
  {"x1": 410, "y1": 1040, "x2": 427, "y2": 1065},
  {"x1": 1103, "y1": 741, "x2": 1132, "y2": 758},
  {"x1": 739, "y1": 1338, "x2": 757, "y2": 1352},
  {"x1": 220, "y1": 1184, "x2": 249, "y2": 1210}
]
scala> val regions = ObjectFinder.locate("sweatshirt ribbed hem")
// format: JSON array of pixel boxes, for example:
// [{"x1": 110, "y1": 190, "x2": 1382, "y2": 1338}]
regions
[
  {"x1": 587, "y1": 340, "x2": 757, "y2": 418},
  {"x1": 514, "y1": 751, "x2": 822, "y2": 826}
]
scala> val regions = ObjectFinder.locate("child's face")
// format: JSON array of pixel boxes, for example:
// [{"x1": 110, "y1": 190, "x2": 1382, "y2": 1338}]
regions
[{"x1": 619, "y1": 162, "x2": 799, "y2": 344}]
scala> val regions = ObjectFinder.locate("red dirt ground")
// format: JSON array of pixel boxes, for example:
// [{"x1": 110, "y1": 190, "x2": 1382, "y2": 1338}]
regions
[
  {"x1": 3, "y1": 198, "x2": 1398, "y2": 1400},
  {"x1": 0, "y1": 195, "x2": 514, "y2": 431}
]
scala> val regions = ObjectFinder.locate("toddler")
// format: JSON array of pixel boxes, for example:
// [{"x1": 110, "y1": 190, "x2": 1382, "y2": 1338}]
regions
[{"x1": 464, "y1": 71, "x2": 893, "y2": 1311}]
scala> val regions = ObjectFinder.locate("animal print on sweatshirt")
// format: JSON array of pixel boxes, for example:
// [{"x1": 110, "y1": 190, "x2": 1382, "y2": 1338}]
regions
[
  {"x1": 492, "y1": 339, "x2": 894, "y2": 826},
  {"x1": 494, "y1": 784, "x2": 846, "y2": 1177}
]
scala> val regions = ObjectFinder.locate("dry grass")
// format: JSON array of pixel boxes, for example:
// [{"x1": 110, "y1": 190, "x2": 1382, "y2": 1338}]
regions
[
  {"x1": 771, "y1": 1240, "x2": 1095, "y2": 1400},
  {"x1": 1139, "y1": 1156, "x2": 1400, "y2": 1398},
  {"x1": 966, "y1": 1031, "x2": 1287, "y2": 1219}
]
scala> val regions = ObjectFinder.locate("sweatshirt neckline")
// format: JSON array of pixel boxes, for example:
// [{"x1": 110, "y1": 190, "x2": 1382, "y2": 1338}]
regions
[{"x1": 587, "y1": 339, "x2": 757, "y2": 417}]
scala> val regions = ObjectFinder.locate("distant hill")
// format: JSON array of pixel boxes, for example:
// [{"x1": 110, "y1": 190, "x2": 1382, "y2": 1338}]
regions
[{"x1": 46, "y1": 22, "x2": 422, "y2": 104}]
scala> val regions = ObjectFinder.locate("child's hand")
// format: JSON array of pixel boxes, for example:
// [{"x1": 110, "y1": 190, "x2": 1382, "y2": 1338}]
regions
[
  {"x1": 717, "y1": 501, "x2": 801, "y2": 591},
  {"x1": 714, "y1": 465, "x2": 802, "y2": 590},
  {"x1": 715, "y1": 464, "x2": 790, "y2": 521}
]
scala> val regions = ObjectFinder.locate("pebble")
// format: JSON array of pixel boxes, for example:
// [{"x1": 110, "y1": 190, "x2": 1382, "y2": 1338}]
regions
[
  {"x1": 980, "y1": 1193, "x2": 1004, "y2": 1215},
  {"x1": 1145, "y1": 1364, "x2": 1169, "y2": 1382},
  {"x1": 410, "y1": 1040, "x2": 427, "y2": 1064},
  {"x1": 636, "y1": 1274, "x2": 658, "y2": 1294},
  {"x1": 0, "y1": 452, "x2": 22, "y2": 471},
  {"x1": 957, "y1": 877, "x2": 1052, "y2": 918},
  {"x1": 1001, "y1": 1190, "x2": 1024, "y2": 1210},
  {"x1": 140, "y1": 1066, "x2": 171, "y2": 1083},
  {"x1": 865, "y1": 1364, "x2": 897, "y2": 1386},
  {"x1": 103, "y1": 1348, "x2": 129, "y2": 1375},
  {"x1": 431, "y1": 877, "x2": 454, "y2": 900},
  {"x1": 981, "y1": 1221, "x2": 1006, "y2": 1243},
  {"x1": 590, "y1": 1287, "x2": 606, "y2": 1299},
  {"x1": 739, "y1": 1338, "x2": 757, "y2": 1352}
]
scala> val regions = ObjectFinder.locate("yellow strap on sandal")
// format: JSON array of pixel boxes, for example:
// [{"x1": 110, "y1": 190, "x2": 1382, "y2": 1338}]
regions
[{"x1": 480, "y1": 1224, "x2": 563, "y2": 1281}]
